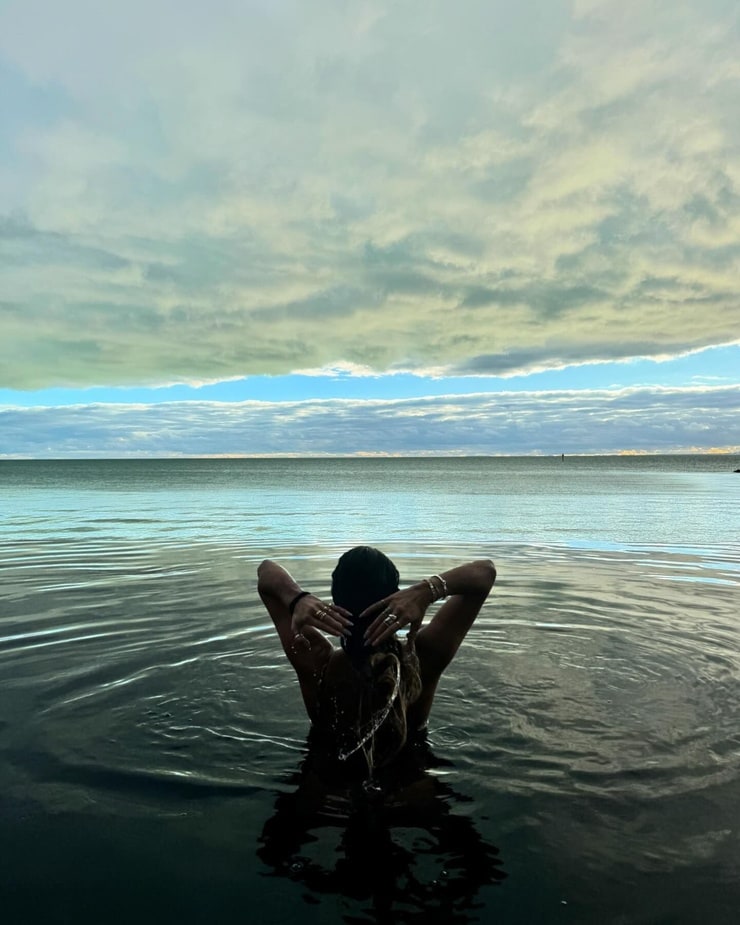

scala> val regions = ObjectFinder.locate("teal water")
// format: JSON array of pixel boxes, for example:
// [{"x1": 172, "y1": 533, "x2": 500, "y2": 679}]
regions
[{"x1": 1, "y1": 456, "x2": 739, "y2": 923}]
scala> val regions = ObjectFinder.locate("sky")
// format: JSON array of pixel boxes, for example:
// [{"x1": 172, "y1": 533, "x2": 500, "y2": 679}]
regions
[{"x1": 1, "y1": 0, "x2": 739, "y2": 457}]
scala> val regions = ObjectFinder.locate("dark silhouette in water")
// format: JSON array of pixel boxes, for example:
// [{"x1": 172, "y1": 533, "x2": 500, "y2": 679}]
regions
[
  {"x1": 257, "y1": 552, "x2": 496, "y2": 774},
  {"x1": 257, "y1": 734, "x2": 507, "y2": 924},
  {"x1": 257, "y1": 551, "x2": 501, "y2": 920}
]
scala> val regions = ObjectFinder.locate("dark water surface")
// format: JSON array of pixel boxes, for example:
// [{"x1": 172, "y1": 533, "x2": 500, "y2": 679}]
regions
[{"x1": 1, "y1": 457, "x2": 739, "y2": 923}]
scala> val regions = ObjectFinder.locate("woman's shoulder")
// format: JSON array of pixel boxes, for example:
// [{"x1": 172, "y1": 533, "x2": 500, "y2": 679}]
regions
[{"x1": 318, "y1": 649, "x2": 359, "y2": 704}]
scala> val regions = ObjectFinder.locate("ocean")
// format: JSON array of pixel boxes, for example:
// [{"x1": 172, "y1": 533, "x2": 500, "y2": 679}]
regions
[{"x1": 1, "y1": 456, "x2": 739, "y2": 924}]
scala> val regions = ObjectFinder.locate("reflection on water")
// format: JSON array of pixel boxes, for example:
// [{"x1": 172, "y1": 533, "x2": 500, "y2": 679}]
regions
[
  {"x1": 1, "y1": 458, "x2": 739, "y2": 923},
  {"x1": 259, "y1": 735, "x2": 506, "y2": 924}
]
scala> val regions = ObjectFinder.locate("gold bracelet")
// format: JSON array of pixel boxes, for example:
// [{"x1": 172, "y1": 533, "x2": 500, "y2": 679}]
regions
[
  {"x1": 430, "y1": 574, "x2": 448, "y2": 599},
  {"x1": 424, "y1": 578, "x2": 439, "y2": 600}
]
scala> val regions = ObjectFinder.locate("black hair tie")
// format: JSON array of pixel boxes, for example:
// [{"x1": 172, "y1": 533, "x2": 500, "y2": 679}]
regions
[{"x1": 288, "y1": 590, "x2": 311, "y2": 615}]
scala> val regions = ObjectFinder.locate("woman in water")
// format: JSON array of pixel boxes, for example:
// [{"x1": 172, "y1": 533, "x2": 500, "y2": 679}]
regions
[{"x1": 258, "y1": 548, "x2": 496, "y2": 770}]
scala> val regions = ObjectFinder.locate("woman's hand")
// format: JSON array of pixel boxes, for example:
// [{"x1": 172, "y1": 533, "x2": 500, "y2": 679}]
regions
[
  {"x1": 360, "y1": 583, "x2": 432, "y2": 647},
  {"x1": 291, "y1": 594, "x2": 353, "y2": 640}
]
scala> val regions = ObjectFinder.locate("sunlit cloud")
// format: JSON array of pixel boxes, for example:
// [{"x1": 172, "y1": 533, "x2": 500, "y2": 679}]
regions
[
  {"x1": 2, "y1": 386, "x2": 738, "y2": 458},
  {"x1": 1, "y1": 0, "x2": 739, "y2": 389}
]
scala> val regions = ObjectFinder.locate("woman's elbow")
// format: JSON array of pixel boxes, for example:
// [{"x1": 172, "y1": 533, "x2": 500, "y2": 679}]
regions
[
  {"x1": 476, "y1": 559, "x2": 497, "y2": 592},
  {"x1": 257, "y1": 559, "x2": 275, "y2": 589}
]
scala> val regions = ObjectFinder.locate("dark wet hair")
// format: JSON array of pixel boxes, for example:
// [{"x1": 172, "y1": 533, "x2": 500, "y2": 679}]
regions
[
  {"x1": 325, "y1": 546, "x2": 421, "y2": 770},
  {"x1": 331, "y1": 546, "x2": 400, "y2": 666}
]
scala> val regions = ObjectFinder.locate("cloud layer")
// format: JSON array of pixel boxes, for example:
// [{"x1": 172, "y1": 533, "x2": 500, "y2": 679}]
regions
[
  {"x1": 1, "y1": 0, "x2": 739, "y2": 388},
  {"x1": 2, "y1": 386, "x2": 738, "y2": 457}
]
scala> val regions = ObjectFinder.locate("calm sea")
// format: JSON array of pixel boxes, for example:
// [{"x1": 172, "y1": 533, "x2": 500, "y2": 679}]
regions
[{"x1": 1, "y1": 456, "x2": 739, "y2": 924}]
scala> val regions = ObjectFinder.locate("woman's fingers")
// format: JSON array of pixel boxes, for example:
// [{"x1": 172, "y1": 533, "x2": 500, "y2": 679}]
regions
[
  {"x1": 357, "y1": 598, "x2": 388, "y2": 622},
  {"x1": 364, "y1": 608, "x2": 406, "y2": 647},
  {"x1": 363, "y1": 607, "x2": 392, "y2": 642},
  {"x1": 311, "y1": 601, "x2": 353, "y2": 637},
  {"x1": 365, "y1": 603, "x2": 425, "y2": 647},
  {"x1": 362, "y1": 593, "x2": 407, "y2": 645},
  {"x1": 365, "y1": 625, "x2": 394, "y2": 647},
  {"x1": 358, "y1": 598, "x2": 393, "y2": 645},
  {"x1": 293, "y1": 595, "x2": 353, "y2": 638}
]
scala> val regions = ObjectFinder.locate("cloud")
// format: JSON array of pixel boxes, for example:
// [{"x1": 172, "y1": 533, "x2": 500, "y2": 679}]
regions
[
  {"x1": 1, "y1": 385, "x2": 738, "y2": 457},
  {"x1": 0, "y1": 1, "x2": 739, "y2": 388}
]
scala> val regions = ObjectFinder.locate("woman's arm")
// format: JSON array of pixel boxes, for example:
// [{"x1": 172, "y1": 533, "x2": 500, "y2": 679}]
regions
[
  {"x1": 362, "y1": 560, "x2": 495, "y2": 729},
  {"x1": 257, "y1": 560, "x2": 354, "y2": 722},
  {"x1": 362, "y1": 559, "x2": 496, "y2": 668},
  {"x1": 257, "y1": 559, "x2": 352, "y2": 659},
  {"x1": 413, "y1": 560, "x2": 496, "y2": 678}
]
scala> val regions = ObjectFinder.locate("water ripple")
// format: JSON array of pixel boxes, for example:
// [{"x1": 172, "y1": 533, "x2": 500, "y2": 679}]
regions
[{"x1": 0, "y1": 539, "x2": 738, "y2": 815}]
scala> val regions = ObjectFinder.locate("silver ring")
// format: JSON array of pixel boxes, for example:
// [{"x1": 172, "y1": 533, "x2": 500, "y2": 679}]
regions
[
  {"x1": 383, "y1": 613, "x2": 398, "y2": 626},
  {"x1": 316, "y1": 610, "x2": 326, "y2": 622}
]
